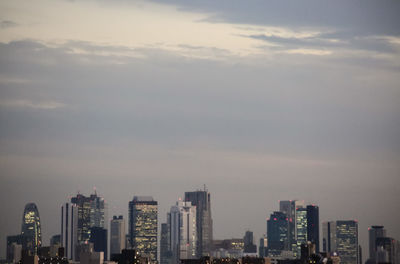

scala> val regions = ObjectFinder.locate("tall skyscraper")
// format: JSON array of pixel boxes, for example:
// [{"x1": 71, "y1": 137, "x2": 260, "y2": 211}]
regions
[
  {"x1": 110, "y1": 215, "x2": 126, "y2": 256},
  {"x1": 160, "y1": 223, "x2": 172, "y2": 264},
  {"x1": 168, "y1": 200, "x2": 197, "y2": 262},
  {"x1": 61, "y1": 202, "x2": 78, "y2": 260},
  {"x1": 368, "y1": 225, "x2": 386, "y2": 261},
  {"x1": 322, "y1": 221, "x2": 336, "y2": 253},
  {"x1": 21, "y1": 203, "x2": 42, "y2": 255},
  {"x1": 71, "y1": 191, "x2": 107, "y2": 245},
  {"x1": 243, "y1": 231, "x2": 257, "y2": 254},
  {"x1": 306, "y1": 205, "x2": 319, "y2": 253},
  {"x1": 267, "y1": 211, "x2": 288, "y2": 257},
  {"x1": 279, "y1": 200, "x2": 305, "y2": 252},
  {"x1": 129, "y1": 196, "x2": 158, "y2": 263},
  {"x1": 295, "y1": 207, "x2": 307, "y2": 258},
  {"x1": 184, "y1": 189, "x2": 213, "y2": 257},
  {"x1": 336, "y1": 220, "x2": 358, "y2": 264}
]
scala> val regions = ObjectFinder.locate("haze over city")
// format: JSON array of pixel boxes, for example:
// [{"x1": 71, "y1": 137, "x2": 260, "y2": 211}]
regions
[{"x1": 0, "y1": 0, "x2": 399, "y2": 262}]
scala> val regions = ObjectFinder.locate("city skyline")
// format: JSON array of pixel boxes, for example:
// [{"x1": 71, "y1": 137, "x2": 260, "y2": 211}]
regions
[{"x1": 1, "y1": 0, "x2": 400, "y2": 261}]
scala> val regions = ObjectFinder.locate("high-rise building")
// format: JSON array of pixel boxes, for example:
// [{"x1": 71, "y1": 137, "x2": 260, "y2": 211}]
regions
[
  {"x1": 368, "y1": 225, "x2": 386, "y2": 261},
  {"x1": 90, "y1": 227, "x2": 108, "y2": 260},
  {"x1": 336, "y1": 220, "x2": 358, "y2": 264},
  {"x1": 295, "y1": 207, "x2": 307, "y2": 258},
  {"x1": 21, "y1": 203, "x2": 42, "y2": 255},
  {"x1": 243, "y1": 231, "x2": 257, "y2": 254},
  {"x1": 61, "y1": 202, "x2": 78, "y2": 260},
  {"x1": 129, "y1": 196, "x2": 158, "y2": 263},
  {"x1": 306, "y1": 205, "x2": 319, "y2": 253},
  {"x1": 168, "y1": 200, "x2": 197, "y2": 262},
  {"x1": 160, "y1": 223, "x2": 172, "y2": 264},
  {"x1": 279, "y1": 200, "x2": 305, "y2": 251},
  {"x1": 184, "y1": 189, "x2": 213, "y2": 257},
  {"x1": 267, "y1": 211, "x2": 288, "y2": 256},
  {"x1": 322, "y1": 221, "x2": 336, "y2": 253},
  {"x1": 71, "y1": 191, "x2": 107, "y2": 245},
  {"x1": 259, "y1": 236, "x2": 268, "y2": 258},
  {"x1": 110, "y1": 215, "x2": 126, "y2": 256},
  {"x1": 7, "y1": 235, "x2": 23, "y2": 262}
]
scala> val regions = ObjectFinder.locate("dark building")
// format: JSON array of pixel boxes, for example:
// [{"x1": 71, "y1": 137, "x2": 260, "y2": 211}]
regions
[
  {"x1": 243, "y1": 231, "x2": 257, "y2": 254},
  {"x1": 90, "y1": 227, "x2": 108, "y2": 260},
  {"x1": 185, "y1": 189, "x2": 213, "y2": 257},
  {"x1": 6, "y1": 235, "x2": 23, "y2": 262},
  {"x1": 50, "y1": 235, "x2": 61, "y2": 246},
  {"x1": 267, "y1": 211, "x2": 288, "y2": 256},
  {"x1": 21, "y1": 203, "x2": 42, "y2": 255},
  {"x1": 306, "y1": 205, "x2": 319, "y2": 253},
  {"x1": 160, "y1": 223, "x2": 172, "y2": 264},
  {"x1": 112, "y1": 249, "x2": 140, "y2": 264},
  {"x1": 129, "y1": 196, "x2": 158, "y2": 263},
  {"x1": 368, "y1": 226, "x2": 386, "y2": 261}
]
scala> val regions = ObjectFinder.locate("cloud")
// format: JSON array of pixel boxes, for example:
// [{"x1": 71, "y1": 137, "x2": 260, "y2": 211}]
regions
[
  {"x1": 0, "y1": 99, "x2": 66, "y2": 110},
  {"x1": 0, "y1": 20, "x2": 17, "y2": 29}
]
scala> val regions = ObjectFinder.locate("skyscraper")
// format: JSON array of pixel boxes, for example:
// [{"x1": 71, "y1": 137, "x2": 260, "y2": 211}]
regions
[
  {"x1": 336, "y1": 220, "x2": 358, "y2": 264},
  {"x1": 184, "y1": 189, "x2": 213, "y2": 257},
  {"x1": 160, "y1": 223, "x2": 172, "y2": 264},
  {"x1": 267, "y1": 211, "x2": 288, "y2": 257},
  {"x1": 168, "y1": 200, "x2": 197, "y2": 262},
  {"x1": 61, "y1": 202, "x2": 78, "y2": 260},
  {"x1": 279, "y1": 200, "x2": 305, "y2": 252},
  {"x1": 129, "y1": 196, "x2": 158, "y2": 263},
  {"x1": 306, "y1": 205, "x2": 319, "y2": 253},
  {"x1": 21, "y1": 203, "x2": 42, "y2": 255},
  {"x1": 368, "y1": 225, "x2": 386, "y2": 261},
  {"x1": 295, "y1": 207, "x2": 307, "y2": 258},
  {"x1": 70, "y1": 192, "x2": 107, "y2": 245},
  {"x1": 110, "y1": 215, "x2": 126, "y2": 256},
  {"x1": 322, "y1": 221, "x2": 336, "y2": 253}
]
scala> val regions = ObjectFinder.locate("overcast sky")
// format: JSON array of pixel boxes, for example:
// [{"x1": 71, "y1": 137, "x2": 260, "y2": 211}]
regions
[{"x1": 0, "y1": 0, "x2": 399, "y2": 259}]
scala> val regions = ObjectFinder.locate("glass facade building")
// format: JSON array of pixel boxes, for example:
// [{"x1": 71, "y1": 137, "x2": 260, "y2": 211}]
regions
[
  {"x1": 336, "y1": 220, "x2": 358, "y2": 264},
  {"x1": 129, "y1": 196, "x2": 158, "y2": 263},
  {"x1": 21, "y1": 203, "x2": 42, "y2": 255},
  {"x1": 295, "y1": 207, "x2": 307, "y2": 258},
  {"x1": 267, "y1": 211, "x2": 288, "y2": 256},
  {"x1": 306, "y1": 205, "x2": 319, "y2": 252}
]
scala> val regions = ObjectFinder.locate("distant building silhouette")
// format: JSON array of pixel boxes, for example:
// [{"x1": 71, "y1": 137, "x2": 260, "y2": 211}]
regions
[
  {"x1": 368, "y1": 225, "x2": 386, "y2": 261},
  {"x1": 306, "y1": 205, "x2": 319, "y2": 253},
  {"x1": 160, "y1": 223, "x2": 172, "y2": 264},
  {"x1": 61, "y1": 202, "x2": 78, "y2": 260},
  {"x1": 267, "y1": 211, "x2": 288, "y2": 256},
  {"x1": 90, "y1": 226, "x2": 108, "y2": 260},
  {"x1": 279, "y1": 200, "x2": 305, "y2": 253},
  {"x1": 294, "y1": 207, "x2": 307, "y2": 258},
  {"x1": 185, "y1": 188, "x2": 213, "y2": 257},
  {"x1": 21, "y1": 203, "x2": 42, "y2": 255},
  {"x1": 129, "y1": 196, "x2": 158, "y2": 263},
  {"x1": 243, "y1": 231, "x2": 257, "y2": 254},
  {"x1": 111, "y1": 215, "x2": 126, "y2": 256}
]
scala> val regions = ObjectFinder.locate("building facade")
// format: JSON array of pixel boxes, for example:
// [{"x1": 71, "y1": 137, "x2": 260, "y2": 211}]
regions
[
  {"x1": 21, "y1": 203, "x2": 42, "y2": 255},
  {"x1": 184, "y1": 189, "x2": 213, "y2": 257},
  {"x1": 61, "y1": 202, "x2": 78, "y2": 260},
  {"x1": 295, "y1": 207, "x2": 307, "y2": 258},
  {"x1": 129, "y1": 196, "x2": 158, "y2": 263},
  {"x1": 110, "y1": 215, "x2": 126, "y2": 256},
  {"x1": 267, "y1": 211, "x2": 288, "y2": 257},
  {"x1": 336, "y1": 220, "x2": 358, "y2": 264},
  {"x1": 306, "y1": 205, "x2": 319, "y2": 253}
]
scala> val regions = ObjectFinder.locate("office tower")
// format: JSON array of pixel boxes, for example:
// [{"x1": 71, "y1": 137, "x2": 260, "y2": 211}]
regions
[
  {"x1": 243, "y1": 231, "x2": 257, "y2": 254},
  {"x1": 111, "y1": 215, "x2": 126, "y2": 256},
  {"x1": 322, "y1": 221, "x2": 336, "y2": 253},
  {"x1": 259, "y1": 236, "x2": 268, "y2": 258},
  {"x1": 71, "y1": 191, "x2": 107, "y2": 245},
  {"x1": 7, "y1": 235, "x2": 23, "y2": 262},
  {"x1": 279, "y1": 200, "x2": 305, "y2": 251},
  {"x1": 336, "y1": 220, "x2": 358, "y2": 264},
  {"x1": 61, "y1": 202, "x2": 78, "y2": 260},
  {"x1": 185, "y1": 189, "x2": 213, "y2": 257},
  {"x1": 21, "y1": 203, "x2": 42, "y2": 255},
  {"x1": 267, "y1": 211, "x2": 288, "y2": 256},
  {"x1": 129, "y1": 196, "x2": 158, "y2": 263},
  {"x1": 295, "y1": 207, "x2": 307, "y2": 258},
  {"x1": 368, "y1": 225, "x2": 386, "y2": 261},
  {"x1": 90, "y1": 227, "x2": 108, "y2": 260},
  {"x1": 306, "y1": 205, "x2": 319, "y2": 253},
  {"x1": 375, "y1": 237, "x2": 400, "y2": 264},
  {"x1": 160, "y1": 223, "x2": 172, "y2": 264},
  {"x1": 168, "y1": 200, "x2": 197, "y2": 262}
]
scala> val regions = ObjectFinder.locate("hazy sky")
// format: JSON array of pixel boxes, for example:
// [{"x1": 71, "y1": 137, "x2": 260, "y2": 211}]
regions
[{"x1": 1, "y1": 0, "x2": 400, "y2": 259}]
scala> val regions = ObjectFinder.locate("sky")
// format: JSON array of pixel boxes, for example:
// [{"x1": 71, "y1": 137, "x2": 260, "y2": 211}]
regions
[{"x1": 0, "y1": 0, "x2": 400, "y2": 260}]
